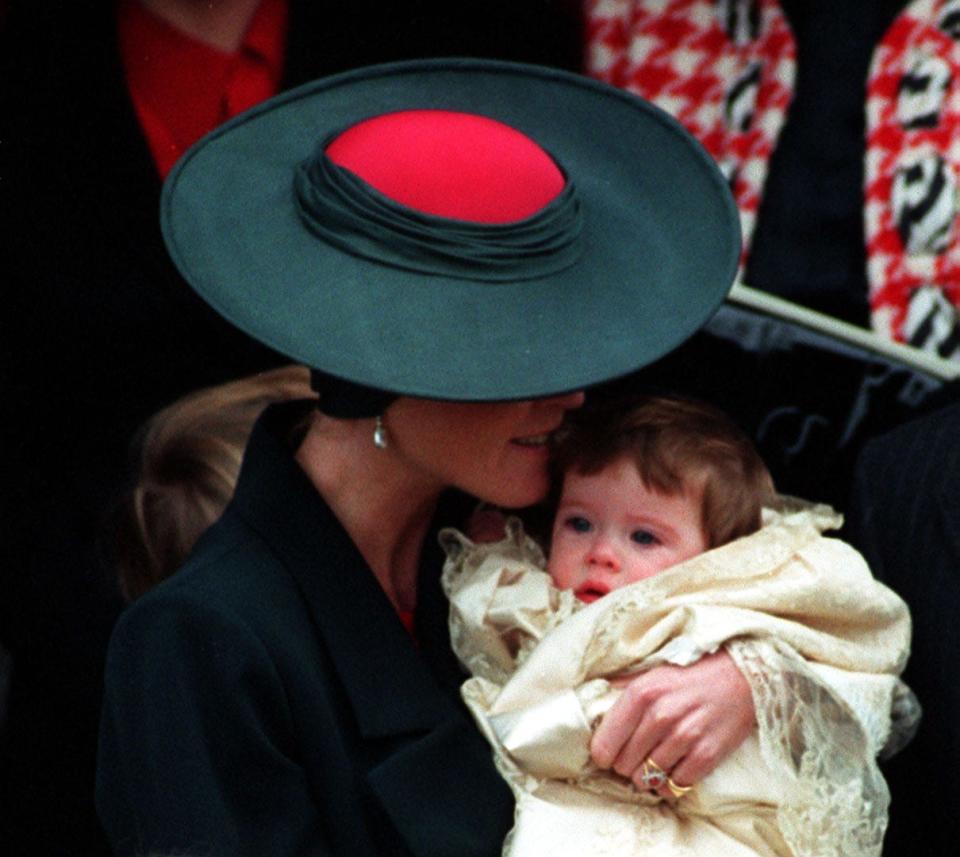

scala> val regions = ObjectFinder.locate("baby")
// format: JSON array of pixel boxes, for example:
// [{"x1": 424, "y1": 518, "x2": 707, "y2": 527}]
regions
[
  {"x1": 441, "y1": 395, "x2": 916, "y2": 857},
  {"x1": 546, "y1": 392, "x2": 772, "y2": 602}
]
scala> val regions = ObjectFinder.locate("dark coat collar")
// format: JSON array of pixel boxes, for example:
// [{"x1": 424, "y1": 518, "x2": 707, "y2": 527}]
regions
[
  {"x1": 228, "y1": 403, "x2": 514, "y2": 855},
  {"x1": 229, "y1": 401, "x2": 461, "y2": 737}
]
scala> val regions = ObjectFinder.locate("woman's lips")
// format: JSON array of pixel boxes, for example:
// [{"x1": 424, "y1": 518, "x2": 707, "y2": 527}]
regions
[
  {"x1": 511, "y1": 431, "x2": 552, "y2": 448},
  {"x1": 510, "y1": 431, "x2": 556, "y2": 457},
  {"x1": 511, "y1": 421, "x2": 564, "y2": 449}
]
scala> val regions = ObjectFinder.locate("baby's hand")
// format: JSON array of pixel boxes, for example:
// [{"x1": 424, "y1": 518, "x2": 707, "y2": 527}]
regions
[{"x1": 466, "y1": 506, "x2": 508, "y2": 543}]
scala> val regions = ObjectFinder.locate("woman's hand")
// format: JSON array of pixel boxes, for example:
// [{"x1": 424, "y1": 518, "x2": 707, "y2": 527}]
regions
[{"x1": 591, "y1": 650, "x2": 755, "y2": 799}]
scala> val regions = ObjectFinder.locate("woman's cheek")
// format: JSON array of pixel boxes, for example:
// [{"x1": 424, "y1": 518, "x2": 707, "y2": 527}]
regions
[{"x1": 505, "y1": 459, "x2": 551, "y2": 505}]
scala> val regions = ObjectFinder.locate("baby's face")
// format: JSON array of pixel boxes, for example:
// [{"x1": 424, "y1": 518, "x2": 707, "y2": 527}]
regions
[{"x1": 547, "y1": 457, "x2": 708, "y2": 603}]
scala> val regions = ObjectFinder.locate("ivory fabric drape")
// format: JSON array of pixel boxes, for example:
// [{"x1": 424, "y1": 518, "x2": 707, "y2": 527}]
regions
[{"x1": 441, "y1": 501, "x2": 914, "y2": 856}]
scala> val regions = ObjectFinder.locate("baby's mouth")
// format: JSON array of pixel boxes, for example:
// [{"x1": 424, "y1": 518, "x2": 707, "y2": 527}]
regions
[{"x1": 575, "y1": 584, "x2": 610, "y2": 604}]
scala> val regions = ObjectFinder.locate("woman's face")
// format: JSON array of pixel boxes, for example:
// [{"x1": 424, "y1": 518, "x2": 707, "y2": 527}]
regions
[{"x1": 385, "y1": 392, "x2": 585, "y2": 507}]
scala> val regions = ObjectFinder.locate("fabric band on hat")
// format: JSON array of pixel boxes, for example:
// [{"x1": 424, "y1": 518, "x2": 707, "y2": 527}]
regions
[
  {"x1": 302, "y1": 109, "x2": 587, "y2": 417},
  {"x1": 292, "y1": 110, "x2": 584, "y2": 281}
]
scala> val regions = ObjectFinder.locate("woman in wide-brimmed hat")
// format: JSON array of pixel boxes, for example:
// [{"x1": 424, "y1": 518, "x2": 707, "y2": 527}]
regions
[{"x1": 96, "y1": 59, "x2": 754, "y2": 856}]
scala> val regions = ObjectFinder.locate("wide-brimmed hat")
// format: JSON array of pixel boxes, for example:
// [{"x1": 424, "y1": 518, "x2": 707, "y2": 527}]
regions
[{"x1": 161, "y1": 58, "x2": 740, "y2": 401}]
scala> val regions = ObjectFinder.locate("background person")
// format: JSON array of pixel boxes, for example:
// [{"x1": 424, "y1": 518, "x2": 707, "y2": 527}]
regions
[
  {"x1": 113, "y1": 365, "x2": 312, "y2": 601},
  {"x1": 844, "y1": 393, "x2": 960, "y2": 857}
]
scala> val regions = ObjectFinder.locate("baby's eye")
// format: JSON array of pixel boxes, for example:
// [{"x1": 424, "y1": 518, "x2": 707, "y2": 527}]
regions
[
  {"x1": 631, "y1": 529, "x2": 658, "y2": 546},
  {"x1": 564, "y1": 516, "x2": 592, "y2": 533}
]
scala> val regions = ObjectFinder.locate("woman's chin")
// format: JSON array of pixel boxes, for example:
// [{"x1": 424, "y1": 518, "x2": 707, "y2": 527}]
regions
[{"x1": 485, "y1": 478, "x2": 549, "y2": 510}]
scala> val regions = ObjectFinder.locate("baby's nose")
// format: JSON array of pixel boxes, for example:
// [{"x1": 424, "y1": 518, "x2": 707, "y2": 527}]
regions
[{"x1": 586, "y1": 537, "x2": 620, "y2": 571}]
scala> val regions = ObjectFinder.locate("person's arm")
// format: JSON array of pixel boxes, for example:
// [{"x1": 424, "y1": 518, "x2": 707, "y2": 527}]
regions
[
  {"x1": 590, "y1": 650, "x2": 756, "y2": 797},
  {"x1": 449, "y1": 518, "x2": 756, "y2": 797},
  {"x1": 97, "y1": 592, "x2": 331, "y2": 857}
]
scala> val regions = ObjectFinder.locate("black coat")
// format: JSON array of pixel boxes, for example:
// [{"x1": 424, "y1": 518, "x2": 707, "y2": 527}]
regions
[
  {"x1": 97, "y1": 403, "x2": 514, "y2": 856},
  {"x1": 844, "y1": 396, "x2": 960, "y2": 857}
]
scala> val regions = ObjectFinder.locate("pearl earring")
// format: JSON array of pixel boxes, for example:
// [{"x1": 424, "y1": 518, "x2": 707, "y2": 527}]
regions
[{"x1": 373, "y1": 415, "x2": 388, "y2": 449}]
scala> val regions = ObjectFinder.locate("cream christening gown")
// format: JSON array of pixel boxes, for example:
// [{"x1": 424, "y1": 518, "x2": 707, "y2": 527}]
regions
[{"x1": 441, "y1": 501, "x2": 915, "y2": 857}]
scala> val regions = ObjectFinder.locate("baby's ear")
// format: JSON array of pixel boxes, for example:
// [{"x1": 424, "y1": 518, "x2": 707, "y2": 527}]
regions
[{"x1": 466, "y1": 506, "x2": 509, "y2": 543}]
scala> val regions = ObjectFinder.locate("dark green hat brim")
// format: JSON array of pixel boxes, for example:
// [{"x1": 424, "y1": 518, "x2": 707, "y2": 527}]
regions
[{"x1": 162, "y1": 58, "x2": 740, "y2": 401}]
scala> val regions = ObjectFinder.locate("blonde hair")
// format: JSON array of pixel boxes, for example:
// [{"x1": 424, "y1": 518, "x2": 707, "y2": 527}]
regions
[
  {"x1": 115, "y1": 365, "x2": 313, "y2": 601},
  {"x1": 552, "y1": 394, "x2": 776, "y2": 548}
]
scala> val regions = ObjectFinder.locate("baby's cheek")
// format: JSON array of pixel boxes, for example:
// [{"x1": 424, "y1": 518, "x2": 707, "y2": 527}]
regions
[{"x1": 546, "y1": 549, "x2": 576, "y2": 591}]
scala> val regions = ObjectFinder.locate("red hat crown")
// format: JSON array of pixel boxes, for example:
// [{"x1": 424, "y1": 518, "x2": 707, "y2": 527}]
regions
[{"x1": 325, "y1": 109, "x2": 566, "y2": 224}]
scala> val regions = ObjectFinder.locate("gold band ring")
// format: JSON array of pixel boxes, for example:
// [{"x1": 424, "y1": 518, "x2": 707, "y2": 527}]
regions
[{"x1": 667, "y1": 777, "x2": 694, "y2": 799}]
